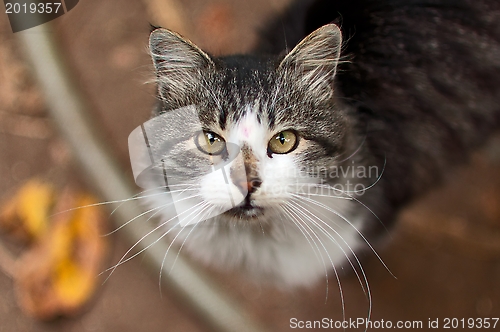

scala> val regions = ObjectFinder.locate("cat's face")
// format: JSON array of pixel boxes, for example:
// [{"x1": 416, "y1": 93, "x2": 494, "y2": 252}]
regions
[
  {"x1": 143, "y1": 25, "x2": 351, "y2": 228},
  {"x1": 134, "y1": 24, "x2": 379, "y2": 286}
]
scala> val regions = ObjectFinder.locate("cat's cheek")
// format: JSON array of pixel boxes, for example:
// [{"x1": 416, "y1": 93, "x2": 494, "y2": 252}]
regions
[
  {"x1": 198, "y1": 171, "x2": 245, "y2": 209},
  {"x1": 258, "y1": 155, "x2": 299, "y2": 201}
]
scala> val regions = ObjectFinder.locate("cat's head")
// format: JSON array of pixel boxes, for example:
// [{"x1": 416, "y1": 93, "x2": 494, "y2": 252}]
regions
[{"x1": 145, "y1": 24, "x2": 354, "y2": 228}]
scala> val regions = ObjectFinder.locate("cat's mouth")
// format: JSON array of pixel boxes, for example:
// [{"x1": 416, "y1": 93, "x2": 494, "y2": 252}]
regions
[{"x1": 225, "y1": 196, "x2": 263, "y2": 218}]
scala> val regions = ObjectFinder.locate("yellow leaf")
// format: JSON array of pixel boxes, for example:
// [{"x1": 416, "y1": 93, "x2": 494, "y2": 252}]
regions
[
  {"x1": 0, "y1": 179, "x2": 54, "y2": 241},
  {"x1": 18, "y1": 180, "x2": 54, "y2": 239},
  {"x1": 53, "y1": 258, "x2": 94, "y2": 307},
  {"x1": 14, "y1": 187, "x2": 108, "y2": 320}
]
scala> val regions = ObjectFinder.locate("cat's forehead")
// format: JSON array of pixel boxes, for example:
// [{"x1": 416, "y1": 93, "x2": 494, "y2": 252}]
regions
[
  {"x1": 217, "y1": 54, "x2": 275, "y2": 77},
  {"x1": 196, "y1": 55, "x2": 276, "y2": 130},
  {"x1": 228, "y1": 106, "x2": 269, "y2": 143},
  {"x1": 194, "y1": 54, "x2": 338, "y2": 137}
]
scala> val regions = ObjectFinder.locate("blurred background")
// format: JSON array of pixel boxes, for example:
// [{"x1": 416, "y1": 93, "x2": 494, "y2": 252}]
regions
[{"x1": 0, "y1": 0, "x2": 499, "y2": 331}]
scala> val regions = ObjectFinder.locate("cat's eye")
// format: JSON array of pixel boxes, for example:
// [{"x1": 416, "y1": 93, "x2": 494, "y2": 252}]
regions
[
  {"x1": 268, "y1": 130, "x2": 298, "y2": 154},
  {"x1": 195, "y1": 131, "x2": 226, "y2": 155}
]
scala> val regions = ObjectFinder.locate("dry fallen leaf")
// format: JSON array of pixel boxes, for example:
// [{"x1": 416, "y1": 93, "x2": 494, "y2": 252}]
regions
[
  {"x1": 15, "y1": 189, "x2": 108, "y2": 320},
  {"x1": 0, "y1": 179, "x2": 108, "y2": 320},
  {"x1": 0, "y1": 179, "x2": 54, "y2": 242}
]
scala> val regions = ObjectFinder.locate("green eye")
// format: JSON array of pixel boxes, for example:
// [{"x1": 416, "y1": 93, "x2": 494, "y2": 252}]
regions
[
  {"x1": 268, "y1": 130, "x2": 298, "y2": 154},
  {"x1": 196, "y1": 131, "x2": 226, "y2": 155}
]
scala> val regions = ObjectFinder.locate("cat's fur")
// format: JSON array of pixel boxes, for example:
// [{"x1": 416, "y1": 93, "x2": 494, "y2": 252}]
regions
[{"x1": 143, "y1": 0, "x2": 500, "y2": 287}]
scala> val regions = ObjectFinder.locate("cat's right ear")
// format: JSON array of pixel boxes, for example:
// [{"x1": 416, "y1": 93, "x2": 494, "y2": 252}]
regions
[{"x1": 149, "y1": 29, "x2": 214, "y2": 105}]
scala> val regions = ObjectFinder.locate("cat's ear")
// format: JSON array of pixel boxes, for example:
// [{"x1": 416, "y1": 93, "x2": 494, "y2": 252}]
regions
[
  {"x1": 279, "y1": 24, "x2": 342, "y2": 100},
  {"x1": 149, "y1": 29, "x2": 214, "y2": 105}
]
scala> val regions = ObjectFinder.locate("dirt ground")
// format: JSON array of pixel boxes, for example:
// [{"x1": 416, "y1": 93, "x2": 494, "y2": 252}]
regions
[{"x1": 0, "y1": 0, "x2": 499, "y2": 331}]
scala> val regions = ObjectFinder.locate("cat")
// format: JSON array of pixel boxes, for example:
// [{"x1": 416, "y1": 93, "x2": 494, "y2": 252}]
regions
[{"x1": 134, "y1": 0, "x2": 500, "y2": 288}]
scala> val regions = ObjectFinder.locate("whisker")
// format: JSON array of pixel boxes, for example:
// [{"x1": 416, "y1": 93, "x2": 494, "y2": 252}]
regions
[
  {"x1": 291, "y1": 198, "x2": 375, "y2": 324},
  {"x1": 103, "y1": 203, "x2": 170, "y2": 237},
  {"x1": 284, "y1": 203, "x2": 342, "y2": 312},
  {"x1": 271, "y1": 205, "x2": 289, "y2": 238},
  {"x1": 281, "y1": 205, "x2": 322, "y2": 260},
  {"x1": 291, "y1": 194, "x2": 395, "y2": 278},
  {"x1": 48, "y1": 183, "x2": 199, "y2": 217},
  {"x1": 280, "y1": 205, "x2": 329, "y2": 282},
  {"x1": 100, "y1": 197, "x2": 205, "y2": 282},
  {"x1": 297, "y1": 183, "x2": 390, "y2": 234},
  {"x1": 108, "y1": 184, "x2": 200, "y2": 216},
  {"x1": 291, "y1": 155, "x2": 385, "y2": 198},
  {"x1": 290, "y1": 196, "x2": 368, "y2": 295},
  {"x1": 102, "y1": 192, "x2": 202, "y2": 236},
  {"x1": 159, "y1": 202, "x2": 213, "y2": 297},
  {"x1": 165, "y1": 203, "x2": 213, "y2": 275},
  {"x1": 289, "y1": 184, "x2": 353, "y2": 200},
  {"x1": 289, "y1": 196, "x2": 372, "y2": 321}
]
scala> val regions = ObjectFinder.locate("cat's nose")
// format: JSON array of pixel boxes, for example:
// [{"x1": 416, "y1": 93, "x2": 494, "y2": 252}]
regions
[{"x1": 236, "y1": 178, "x2": 262, "y2": 195}]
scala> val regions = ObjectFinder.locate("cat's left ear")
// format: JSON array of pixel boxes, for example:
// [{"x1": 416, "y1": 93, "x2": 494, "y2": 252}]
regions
[
  {"x1": 279, "y1": 24, "x2": 342, "y2": 100},
  {"x1": 149, "y1": 28, "x2": 215, "y2": 106}
]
